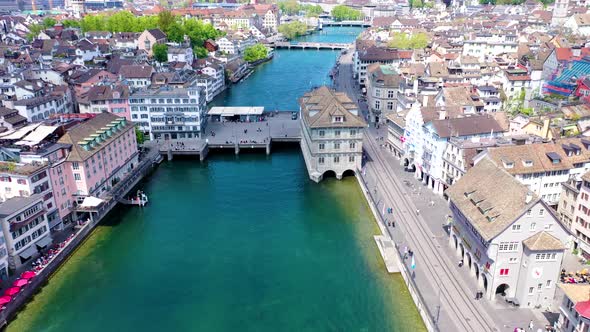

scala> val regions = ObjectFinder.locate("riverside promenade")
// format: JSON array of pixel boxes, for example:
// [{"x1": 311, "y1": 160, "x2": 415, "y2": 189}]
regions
[{"x1": 334, "y1": 47, "x2": 551, "y2": 331}]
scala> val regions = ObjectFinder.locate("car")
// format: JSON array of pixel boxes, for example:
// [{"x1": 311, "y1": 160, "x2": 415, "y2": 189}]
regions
[{"x1": 291, "y1": 112, "x2": 298, "y2": 120}]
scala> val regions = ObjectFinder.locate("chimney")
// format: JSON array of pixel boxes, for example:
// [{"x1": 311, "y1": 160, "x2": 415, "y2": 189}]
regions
[{"x1": 525, "y1": 191, "x2": 533, "y2": 204}]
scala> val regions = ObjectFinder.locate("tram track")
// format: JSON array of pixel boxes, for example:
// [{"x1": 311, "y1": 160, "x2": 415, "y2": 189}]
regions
[{"x1": 362, "y1": 131, "x2": 499, "y2": 332}]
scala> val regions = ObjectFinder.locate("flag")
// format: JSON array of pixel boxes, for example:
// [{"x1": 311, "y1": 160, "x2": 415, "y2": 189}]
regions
[{"x1": 411, "y1": 255, "x2": 416, "y2": 270}]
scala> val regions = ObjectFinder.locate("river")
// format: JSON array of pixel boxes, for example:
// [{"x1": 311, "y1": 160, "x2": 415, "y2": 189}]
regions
[{"x1": 7, "y1": 27, "x2": 425, "y2": 332}]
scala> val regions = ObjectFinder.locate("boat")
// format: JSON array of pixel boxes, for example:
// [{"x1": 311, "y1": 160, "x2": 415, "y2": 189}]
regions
[{"x1": 121, "y1": 190, "x2": 149, "y2": 207}]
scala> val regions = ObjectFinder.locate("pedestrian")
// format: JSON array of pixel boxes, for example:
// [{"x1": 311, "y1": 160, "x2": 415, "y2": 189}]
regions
[
  {"x1": 403, "y1": 246, "x2": 408, "y2": 259},
  {"x1": 416, "y1": 209, "x2": 420, "y2": 215},
  {"x1": 392, "y1": 221, "x2": 395, "y2": 228},
  {"x1": 458, "y1": 259, "x2": 464, "y2": 267},
  {"x1": 529, "y1": 320, "x2": 534, "y2": 331}
]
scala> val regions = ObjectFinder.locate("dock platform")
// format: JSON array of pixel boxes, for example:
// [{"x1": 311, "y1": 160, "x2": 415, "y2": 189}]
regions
[
  {"x1": 160, "y1": 111, "x2": 301, "y2": 160},
  {"x1": 374, "y1": 235, "x2": 401, "y2": 273}
]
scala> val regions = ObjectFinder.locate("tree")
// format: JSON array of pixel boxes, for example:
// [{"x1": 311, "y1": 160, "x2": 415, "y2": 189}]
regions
[
  {"x1": 166, "y1": 22, "x2": 185, "y2": 43},
  {"x1": 153, "y1": 43, "x2": 168, "y2": 62},
  {"x1": 243, "y1": 43, "x2": 268, "y2": 62},
  {"x1": 135, "y1": 127, "x2": 146, "y2": 145},
  {"x1": 388, "y1": 32, "x2": 429, "y2": 49},
  {"x1": 303, "y1": 4, "x2": 323, "y2": 17},
  {"x1": 26, "y1": 24, "x2": 43, "y2": 41},
  {"x1": 158, "y1": 10, "x2": 176, "y2": 33},
  {"x1": 193, "y1": 45, "x2": 208, "y2": 59},
  {"x1": 62, "y1": 19, "x2": 80, "y2": 28},
  {"x1": 331, "y1": 5, "x2": 361, "y2": 21},
  {"x1": 42, "y1": 17, "x2": 56, "y2": 28},
  {"x1": 278, "y1": 21, "x2": 308, "y2": 40},
  {"x1": 278, "y1": 0, "x2": 300, "y2": 15}
]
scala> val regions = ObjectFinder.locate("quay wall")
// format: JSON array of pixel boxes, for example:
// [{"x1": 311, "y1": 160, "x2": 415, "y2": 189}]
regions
[{"x1": 356, "y1": 171, "x2": 438, "y2": 332}]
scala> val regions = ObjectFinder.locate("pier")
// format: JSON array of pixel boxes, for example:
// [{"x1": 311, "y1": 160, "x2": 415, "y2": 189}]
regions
[
  {"x1": 160, "y1": 110, "x2": 301, "y2": 161},
  {"x1": 273, "y1": 42, "x2": 350, "y2": 50}
]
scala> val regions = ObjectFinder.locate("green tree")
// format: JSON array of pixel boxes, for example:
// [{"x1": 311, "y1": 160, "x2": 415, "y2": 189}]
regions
[
  {"x1": 331, "y1": 5, "x2": 361, "y2": 21},
  {"x1": 158, "y1": 10, "x2": 176, "y2": 33},
  {"x1": 153, "y1": 43, "x2": 168, "y2": 62},
  {"x1": 26, "y1": 24, "x2": 44, "y2": 41},
  {"x1": 243, "y1": 43, "x2": 268, "y2": 62},
  {"x1": 193, "y1": 45, "x2": 208, "y2": 59},
  {"x1": 278, "y1": 0, "x2": 300, "y2": 15},
  {"x1": 388, "y1": 32, "x2": 429, "y2": 49},
  {"x1": 42, "y1": 17, "x2": 56, "y2": 28},
  {"x1": 135, "y1": 127, "x2": 146, "y2": 144},
  {"x1": 166, "y1": 22, "x2": 185, "y2": 43},
  {"x1": 62, "y1": 19, "x2": 80, "y2": 28},
  {"x1": 303, "y1": 4, "x2": 323, "y2": 17},
  {"x1": 278, "y1": 21, "x2": 308, "y2": 39}
]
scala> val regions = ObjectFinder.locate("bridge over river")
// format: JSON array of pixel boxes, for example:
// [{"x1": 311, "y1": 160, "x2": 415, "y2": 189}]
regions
[{"x1": 273, "y1": 41, "x2": 351, "y2": 50}]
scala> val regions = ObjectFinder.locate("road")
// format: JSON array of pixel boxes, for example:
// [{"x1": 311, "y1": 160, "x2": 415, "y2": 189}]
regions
[{"x1": 331, "y1": 47, "x2": 537, "y2": 332}]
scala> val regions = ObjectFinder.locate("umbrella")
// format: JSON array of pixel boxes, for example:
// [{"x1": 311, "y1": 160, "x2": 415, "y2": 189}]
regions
[
  {"x1": 12, "y1": 279, "x2": 28, "y2": 287},
  {"x1": 21, "y1": 271, "x2": 35, "y2": 279},
  {"x1": 4, "y1": 287, "x2": 19, "y2": 296},
  {"x1": 0, "y1": 296, "x2": 10, "y2": 305}
]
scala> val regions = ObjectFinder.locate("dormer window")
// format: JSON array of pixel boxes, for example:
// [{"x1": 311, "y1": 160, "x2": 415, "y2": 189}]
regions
[
  {"x1": 523, "y1": 160, "x2": 533, "y2": 167},
  {"x1": 546, "y1": 152, "x2": 561, "y2": 164},
  {"x1": 333, "y1": 116, "x2": 343, "y2": 123},
  {"x1": 502, "y1": 159, "x2": 514, "y2": 168}
]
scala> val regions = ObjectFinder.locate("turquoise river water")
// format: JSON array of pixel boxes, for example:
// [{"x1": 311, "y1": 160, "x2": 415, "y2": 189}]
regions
[{"x1": 8, "y1": 27, "x2": 426, "y2": 332}]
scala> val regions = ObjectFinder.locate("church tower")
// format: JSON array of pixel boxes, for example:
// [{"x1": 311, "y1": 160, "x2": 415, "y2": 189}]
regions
[{"x1": 551, "y1": 0, "x2": 569, "y2": 26}]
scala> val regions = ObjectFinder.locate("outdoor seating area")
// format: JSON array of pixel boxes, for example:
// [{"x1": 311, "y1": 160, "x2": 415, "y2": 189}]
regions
[
  {"x1": 0, "y1": 270, "x2": 36, "y2": 311},
  {"x1": 560, "y1": 268, "x2": 590, "y2": 284},
  {"x1": 30, "y1": 233, "x2": 77, "y2": 273}
]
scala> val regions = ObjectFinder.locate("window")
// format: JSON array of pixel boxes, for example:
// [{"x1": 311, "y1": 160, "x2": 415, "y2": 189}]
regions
[
  {"x1": 74, "y1": 173, "x2": 81, "y2": 181},
  {"x1": 499, "y1": 242, "x2": 518, "y2": 252},
  {"x1": 512, "y1": 224, "x2": 521, "y2": 231},
  {"x1": 529, "y1": 287, "x2": 534, "y2": 294},
  {"x1": 509, "y1": 257, "x2": 518, "y2": 263},
  {"x1": 334, "y1": 143, "x2": 340, "y2": 150},
  {"x1": 335, "y1": 130, "x2": 341, "y2": 137},
  {"x1": 375, "y1": 100, "x2": 381, "y2": 110},
  {"x1": 387, "y1": 90, "x2": 395, "y2": 98},
  {"x1": 334, "y1": 116, "x2": 343, "y2": 123},
  {"x1": 544, "y1": 224, "x2": 553, "y2": 231},
  {"x1": 350, "y1": 142, "x2": 356, "y2": 149},
  {"x1": 318, "y1": 157, "x2": 324, "y2": 164},
  {"x1": 526, "y1": 210, "x2": 532, "y2": 216},
  {"x1": 319, "y1": 143, "x2": 325, "y2": 150},
  {"x1": 387, "y1": 101, "x2": 394, "y2": 110},
  {"x1": 530, "y1": 222, "x2": 536, "y2": 231},
  {"x1": 537, "y1": 283, "x2": 542, "y2": 290},
  {"x1": 499, "y1": 268, "x2": 509, "y2": 276},
  {"x1": 349, "y1": 155, "x2": 355, "y2": 162},
  {"x1": 319, "y1": 130, "x2": 325, "y2": 137},
  {"x1": 539, "y1": 209, "x2": 544, "y2": 216},
  {"x1": 546, "y1": 280, "x2": 551, "y2": 288},
  {"x1": 334, "y1": 156, "x2": 340, "y2": 163},
  {"x1": 350, "y1": 130, "x2": 357, "y2": 136}
]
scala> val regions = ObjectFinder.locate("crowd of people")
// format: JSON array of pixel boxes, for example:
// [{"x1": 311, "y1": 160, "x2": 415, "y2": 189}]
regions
[{"x1": 31, "y1": 233, "x2": 77, "y2": 273}]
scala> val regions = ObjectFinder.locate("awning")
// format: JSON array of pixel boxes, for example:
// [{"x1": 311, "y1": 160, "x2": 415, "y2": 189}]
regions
[
  {"x1": 35, "y1": 236, "x2": 52, "y2": 249},
  {"x1": 15, "y1": 125, "x2": 58, "y2": 146},
  {"x1": 80, "y1": 196, "x2": 105, "y2": 208},
  {"x1": 18, "y1": 246, "x2": 37, "y2": 260}
]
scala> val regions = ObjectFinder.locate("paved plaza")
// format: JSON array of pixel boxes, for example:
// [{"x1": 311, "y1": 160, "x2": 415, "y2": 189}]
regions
[{"x1": 205, "y1": 112, "x2": 300, "y2": 146}]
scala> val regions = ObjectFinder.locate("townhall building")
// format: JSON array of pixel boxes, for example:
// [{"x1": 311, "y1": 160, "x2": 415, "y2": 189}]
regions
[
  {"x1": 446, "y1": 157, "x2": 570, "y2": 308},
  {"x1": 299, "y1": 87, "x2": 366, "y2": 182}
]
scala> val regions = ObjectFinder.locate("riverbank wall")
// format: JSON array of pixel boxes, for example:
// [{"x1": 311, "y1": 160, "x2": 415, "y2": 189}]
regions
[
  {"x1": 0, "y1": 148, "x2": 162, "y2": 329},
  {"x1": 356, "y1": 171, "x2": 438, "y2": 332}
]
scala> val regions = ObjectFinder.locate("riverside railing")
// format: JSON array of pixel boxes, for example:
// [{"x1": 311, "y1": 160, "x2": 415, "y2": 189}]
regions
[{"x1": 356, "y1": 169, "x2": 439, "y2": 332}]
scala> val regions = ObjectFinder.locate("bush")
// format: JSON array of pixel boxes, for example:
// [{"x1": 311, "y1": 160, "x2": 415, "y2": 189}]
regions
[{"x1": 243, "y1": 43, "x2": 268, "y2": 62}]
